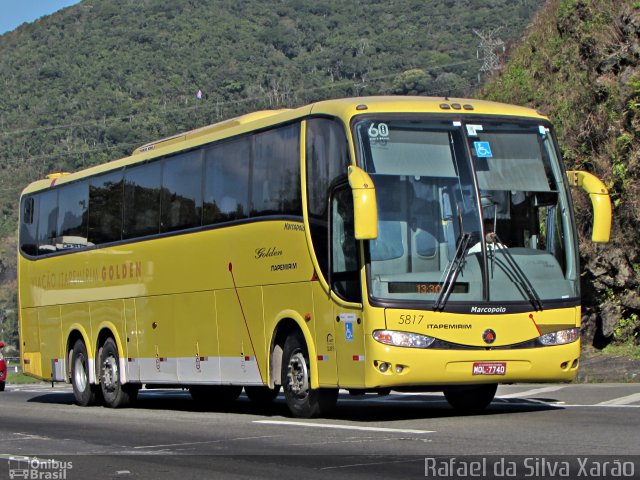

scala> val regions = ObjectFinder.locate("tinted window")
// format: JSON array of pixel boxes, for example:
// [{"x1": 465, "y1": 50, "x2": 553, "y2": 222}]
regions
[
  {"x1": 306, "y1": 118, "x2": 350, "y2": 280},
  {"x1": 21, "y1": 122, "x2": 304, "y2": 258},
  {"x1": 20, "y1": 196, "x2": 38, "y2": 256},
  {"x1": 251, "y1": 124, "x2": 301, "y2": 216},
  {"x1": 203, "y1": 137, "x2": 250, "y2": 224},
  {"x1": 331, "y1": 186, "x2": 361, "y2": 302},
  {"x1": 57, "y1": 181, "x2": 89, "y2": 249},
  {"x1": 124, "y1": 162, "x2": 162, "y2": 239},
  {"x1": 161, "y1": 151, "x2": 203, "y2": 232},
  {"x1": 89, "y1": 171, "x2": 123, "y2": 244},
  {"x1": 36, "y1": 190, "x2": 58, "y2": 255}
]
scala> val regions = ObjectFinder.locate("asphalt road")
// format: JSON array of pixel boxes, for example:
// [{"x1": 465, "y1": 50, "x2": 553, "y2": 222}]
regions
[{"x1": 1, "y1": 383, "x2": 639, "y2": 479}]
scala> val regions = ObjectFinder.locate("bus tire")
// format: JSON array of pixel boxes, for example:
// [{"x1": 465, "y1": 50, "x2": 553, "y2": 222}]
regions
[
  {"x1": 189, "y1": 385, "x2": 242, "y2": 404},
  {"x1": 71, "y1": 339, "x2": 101, "y2": 406},
  {"x1": 245, "y1": 385, "x2": 280, "y2": 404},
  {"x1": 282, "y1": 332, "x2": 337, "y2": 418},
  {"x1": 443, "y1": 383, "x2": 497, "y2": 413},
  {"x1": 99, "y1": 337, "x2": 136, "y2": 408}
]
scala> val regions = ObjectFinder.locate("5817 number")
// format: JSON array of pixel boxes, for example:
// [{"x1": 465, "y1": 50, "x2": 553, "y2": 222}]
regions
[{"x1": 398, "y1": 313, "x2": 424, "y2": 325}]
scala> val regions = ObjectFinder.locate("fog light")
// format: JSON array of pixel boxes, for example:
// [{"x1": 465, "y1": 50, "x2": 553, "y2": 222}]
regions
[{"x1": 378, "y1": 362, "x2": 390, "y2": 373}]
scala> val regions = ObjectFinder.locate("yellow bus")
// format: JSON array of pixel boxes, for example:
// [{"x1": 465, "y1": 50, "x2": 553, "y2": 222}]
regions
[{"x1": 18, "y1": 96, "x2": 611, "y2": 417}]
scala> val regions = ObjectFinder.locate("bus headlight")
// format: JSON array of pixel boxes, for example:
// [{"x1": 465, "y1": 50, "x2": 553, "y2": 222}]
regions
[
  {"x1": 373, "y1": 330, "x2": 436, "y2": 348},
  {"x1": 539, "y1": 328, "x2": 580, "y2": 346}
]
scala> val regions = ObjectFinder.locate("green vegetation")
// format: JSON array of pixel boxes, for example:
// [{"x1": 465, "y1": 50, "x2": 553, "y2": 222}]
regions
[
  {"x1": 3, "y1": 358, "x2": 40, "y2": 384},
  {"x1": 6, "y1": 370, "x2": 42, "y2": 385},
  {"x1": 482, "y1": 0, "x2": 640, "y2": 348},
  {"x1": 613, "y1": 313, "x2": 639, "y2": 343},
  {"x1": 0, "y1": 0, "x2": 542, "y2": 351},
  {"x1": 600, "y1": 341, "x2": 640, "y2": 360}
]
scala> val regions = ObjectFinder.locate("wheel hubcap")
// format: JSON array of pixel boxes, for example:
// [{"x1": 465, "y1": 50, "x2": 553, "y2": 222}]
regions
[
  {"x1": 287, "y1": 351, "x2": 309, "y2": 399},
  {"x1": 102, "y1": 355, "x2": 118, "y2": 393},
  {"x1": 74, "y1": 354, "x2": 87, "y2": 392}
]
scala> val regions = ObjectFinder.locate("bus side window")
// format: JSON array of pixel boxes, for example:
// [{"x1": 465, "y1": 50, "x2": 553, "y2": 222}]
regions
[
  {"x1": 123, "y1": 162, "x2": 162, "y2": 239},
  {"x1": 306, "y1": 118, "x2": 351, "y2": 283},
  {"x1": 203, "y1": 137, "x2": 250, "y2": 224},
  {"x1": 20, "y1": 196, "x2": 38, "y2": 256},
  {"x1": 251, "y1": 124, "x2": 301, "y2": 217},
  {"x1": 161, "y1": 151, "x2": 203, "y2": 232},
  {"x1": 89, "y1": 171, "x2": 123, "y2": 245},
  {"x1": 57, "y1": 181, "x2": 89, "y2": 249},
  {"x1": 36, "y1": 190, "x2": 58, "y2": 255}
]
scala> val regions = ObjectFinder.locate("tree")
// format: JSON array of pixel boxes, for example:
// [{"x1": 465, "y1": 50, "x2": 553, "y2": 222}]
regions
[{"x1": 392, "y1": 69, "x2": 433, "y2": 95}]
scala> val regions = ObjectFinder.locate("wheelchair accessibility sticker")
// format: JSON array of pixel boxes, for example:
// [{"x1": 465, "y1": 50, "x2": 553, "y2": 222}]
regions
[
  {"x1": 344, "y1": 322, "x2": 354, "y2": 342},
  {"x1": 474, "y1": 141, "x2": 493, "y2": 158},
  {"x1": 339, "y1": 313, "x2": 356, "y2": 342}
]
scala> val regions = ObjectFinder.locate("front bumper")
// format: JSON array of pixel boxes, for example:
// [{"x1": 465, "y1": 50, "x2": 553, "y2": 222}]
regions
[{"x1": 362, "y1": 339, "x2": 580, "y2": 388}]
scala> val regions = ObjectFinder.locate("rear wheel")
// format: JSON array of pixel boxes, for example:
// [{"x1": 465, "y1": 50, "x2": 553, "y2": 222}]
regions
[
  {"x1": 71, "y1": 339, "x2": 101, "y2": 406},
  {"x1": 245, "y1": 385, "x2": 280, "y2": 404},
  {"x1": 189, "y1": 385, "x2": 242, "y2": 404},
  {"x1": 282, "y1": 332, "x2": 337, "y2": 418},
  {"x1": 443, "y1": 384, "x2": 497, "y2": 413},
  {"x1": 99, "y1": 338, "x2": 137, "y2": 408},
  {"x1": 0, "y1": 381, "x2": 4, "y2": 392}
]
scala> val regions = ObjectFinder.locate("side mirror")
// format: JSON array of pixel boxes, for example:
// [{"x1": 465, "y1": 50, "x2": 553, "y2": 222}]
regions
[
  {"x1": 566, "y1": 170, "x2": 612, "y2": 243},
  {"x1": 348, "y1": 166, "x2": 378, "y2": 240}
]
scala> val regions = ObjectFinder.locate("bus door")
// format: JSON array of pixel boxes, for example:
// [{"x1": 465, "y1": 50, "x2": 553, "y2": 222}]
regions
[{"x1": 330, "y1": 186, "x2": 366, "y2": 387}]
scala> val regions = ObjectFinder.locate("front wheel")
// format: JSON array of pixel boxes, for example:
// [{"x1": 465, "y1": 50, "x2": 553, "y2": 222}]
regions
[
  {"x1": 281, "y1": 332, "x2": 337, "y2": 418},
  {"x1": 71, "y1": 339, "x2": 101, "y2": 406},
  {"x1": 443, "y1": 383, "x2": 497, "y2": 413},
  {"x1": 99, "y1": 338, "x2": 137, "y2": 408}
]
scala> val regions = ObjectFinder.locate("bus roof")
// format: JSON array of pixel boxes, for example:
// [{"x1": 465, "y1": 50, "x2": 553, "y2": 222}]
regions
[{"x1": 21, "y1": 96, "x2": 546, "y2": 196}]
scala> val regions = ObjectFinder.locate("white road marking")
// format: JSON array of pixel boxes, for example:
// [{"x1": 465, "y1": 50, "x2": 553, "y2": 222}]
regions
[
  {"x1": 497, "y1": 386, "x2": 565, "y2": 399},
  {"x1": 12, "y1": 390, "x2": 70, "y2": 394},
  {"x1": 498, "y1": 401, "x2": 640, "y2": 408},
  {"x1": 133, "y1": 435, "x2": 276, "y2": 449},
  {"x1": 320, "y1": 458, "x2": 423, "y2": 470},
  {"x1": 0, "y1": 454, "x2": 31, "y2": 460},
  {"x1": 595, "y1": 393, "x2": 640, "y2": 406},
  {"x1": 12, "y1": 433, "x2": 52, "y2": 441},
  {"x1": 254, "y1": 420, "x2": 434, "y2": 434},
  {"x1": 7, "y1": 385, "x2": 71, "y2": 393}
]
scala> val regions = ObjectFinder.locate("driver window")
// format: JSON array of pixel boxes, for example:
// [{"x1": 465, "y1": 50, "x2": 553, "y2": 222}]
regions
[{"x1": 331, "y1": 186, "x2": 361, "y2": 303}]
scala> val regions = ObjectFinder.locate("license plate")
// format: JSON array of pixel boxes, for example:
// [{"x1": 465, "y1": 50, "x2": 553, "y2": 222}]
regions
[{"x1": 472, "y1": 362, "x2": 506, "y2": 375}]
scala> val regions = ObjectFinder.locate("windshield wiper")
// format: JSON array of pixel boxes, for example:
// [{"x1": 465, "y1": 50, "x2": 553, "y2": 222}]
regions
[
  {"x1": 433, "y1": 232, "x2": 472, "y2": 311},
  {"x1": 488, "y1": 233, "x2": 544, "y2": 311}
]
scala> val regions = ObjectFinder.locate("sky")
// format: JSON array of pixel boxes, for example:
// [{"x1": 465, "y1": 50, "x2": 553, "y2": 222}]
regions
[{"x1": 0, "y1": 0, "x2": 81, "y2": 35}]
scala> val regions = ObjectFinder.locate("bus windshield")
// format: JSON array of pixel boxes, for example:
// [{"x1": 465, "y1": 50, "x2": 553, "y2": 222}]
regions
[{"x1": 355, "y1": 118, "x2": 578, "y2": 308}]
